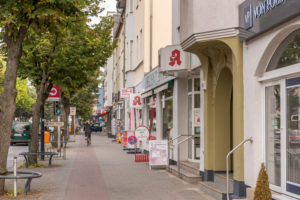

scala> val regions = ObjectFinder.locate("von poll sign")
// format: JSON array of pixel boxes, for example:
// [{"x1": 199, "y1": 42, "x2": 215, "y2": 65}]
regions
[{"x1": 130, "y1": 93, "x2": 143, "y2": 109}]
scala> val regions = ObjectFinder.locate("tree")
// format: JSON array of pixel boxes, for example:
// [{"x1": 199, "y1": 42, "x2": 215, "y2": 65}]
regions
[
  {"x1": 0, "y1": 0, "x2": 103, "y2": 194},
  {"x1": 18, "y1": 14, "x2": 115, "y2": 164},
  {"x1": 254, "y1": 163, "x2": 272, "y2": 200}
]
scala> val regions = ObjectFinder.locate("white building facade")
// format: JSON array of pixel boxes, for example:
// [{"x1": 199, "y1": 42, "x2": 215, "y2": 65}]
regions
[{"x1": 241, "y1": 0, "x2": 300, "y2": 198}]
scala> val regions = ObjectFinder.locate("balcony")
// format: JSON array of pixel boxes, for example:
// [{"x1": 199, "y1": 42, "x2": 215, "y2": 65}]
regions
[{"x1": 180, "y1": 0, "x2": 241, "y2": 50}]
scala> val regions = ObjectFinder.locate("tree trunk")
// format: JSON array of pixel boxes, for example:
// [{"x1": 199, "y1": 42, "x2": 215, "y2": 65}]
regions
[
  {"x1": 29, "y1": 70, "x2": 48, "y2": 165},
  {"x1": 62, "y1": 98, "x2": 70, "y2": 141},
  {"x1": 0, "y1": 26, "x2": 28, "y2": 194}
]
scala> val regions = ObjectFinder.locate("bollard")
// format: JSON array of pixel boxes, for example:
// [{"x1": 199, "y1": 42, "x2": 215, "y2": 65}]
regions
[{"x1": 13, "y1": 156, "x2": 17, "y2": 197}]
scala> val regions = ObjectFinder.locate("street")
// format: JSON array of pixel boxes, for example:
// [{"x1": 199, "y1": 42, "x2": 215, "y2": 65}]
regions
[{"x1": 3, "y1": 133, "x2": 214, "y2": 200}]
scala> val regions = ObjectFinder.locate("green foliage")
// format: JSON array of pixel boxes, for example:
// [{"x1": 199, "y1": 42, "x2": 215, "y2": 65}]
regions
[
  {"x1": 0, "y1": 57, "x2": 35, "y2": 120},
  {"x1": 15, "y1": 79, "x2": 36, "y2": 120},
  {"x1": 19, "y1": 13, "x2": 115, "y2": 120},
  {"x1": 254, "y1": 163, "x2": 272, "y2": 200}
]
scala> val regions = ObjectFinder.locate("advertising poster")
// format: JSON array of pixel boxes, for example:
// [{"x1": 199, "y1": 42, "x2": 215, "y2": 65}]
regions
[
  {"x1": 194, "y1": 108, "x2": 201, "y2": 126},
  {"x1": 134, "y1": 126, "x2": 150, "y2": 150},
  {"x1": 127, "y1": 131, "x2": 136, "y2": 149},
  {"x1": 122, "y1": 131, "x2": 128, "y2": 148},
  {"x1": 149, "y1": 140, "x2": 168, "y2": 166}
]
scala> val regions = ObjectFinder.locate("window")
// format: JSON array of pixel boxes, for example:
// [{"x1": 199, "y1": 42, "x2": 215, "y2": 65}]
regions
[
  {"x1": 162, "y1": 88, "x2": 173, "y2": 140},
  {"x1": 140, "y1": 29, "x2": 143, "y2": 60},
  {"x1": 267, "y1": 30, "x2": 300, "y2": 72},
  {"x1": 265, "y1": 85, "x2": 281, "y2": 186},
  {"x1": 130, "y1": 40, "x2": 133, "y2": 68},
  {"x1": 286, "y1": 77, "x2": 300, "y2": 187},
  {"x1": 188, "y1": 77, "x2": 201, "y2": 160}
]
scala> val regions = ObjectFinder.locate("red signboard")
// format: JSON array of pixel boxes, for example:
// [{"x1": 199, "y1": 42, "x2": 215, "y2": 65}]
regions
[{"x1": 46, "y1": 84, "x2": 60, "y2": 102}]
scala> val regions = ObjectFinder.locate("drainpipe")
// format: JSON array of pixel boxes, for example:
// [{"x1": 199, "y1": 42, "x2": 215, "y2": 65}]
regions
[
  {"x1": 150, "y1": 0, "x2": 153, "y2": 71},
  {"x1": 122, "y1": 10, "x2": 126, "y2": 88}
]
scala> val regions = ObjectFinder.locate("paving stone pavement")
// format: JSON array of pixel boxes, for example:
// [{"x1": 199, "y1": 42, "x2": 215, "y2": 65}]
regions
[{"x1": 3, "y1": 133, "x2": 215, "y2": 200}]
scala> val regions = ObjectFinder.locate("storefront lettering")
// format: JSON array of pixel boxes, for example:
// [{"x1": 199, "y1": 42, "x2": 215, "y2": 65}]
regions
[
  {"x1": 253, "y1": 0, "x2": 285, "y2": 19},
  {"x1": 144, "y1": 67, "x2": 174, "y2": 91},
  {"x1": 169, "y1": 49, "x2": 182, "y2": 66},
  {"x1": 244, "y1": 0, "x2": 285, "y2": 29}
]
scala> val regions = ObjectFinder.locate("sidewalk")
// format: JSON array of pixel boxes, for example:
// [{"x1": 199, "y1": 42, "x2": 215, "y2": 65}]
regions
[{"x1": 3, "y1": 133, "x2": 214, "y2": 200}]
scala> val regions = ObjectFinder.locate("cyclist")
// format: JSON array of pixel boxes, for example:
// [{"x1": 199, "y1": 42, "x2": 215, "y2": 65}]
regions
[{"x1": 84, "y1": 121, "x2": 92, "y2": 145}]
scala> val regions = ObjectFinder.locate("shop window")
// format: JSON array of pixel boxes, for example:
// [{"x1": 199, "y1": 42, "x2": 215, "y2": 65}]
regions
[
  {"x1": 267, "y1": 30, "x2": 300, "y2": 72},
  {"x1": 194, "y1": 78, "x2": 200, "y2": 91},
  {"x1": 194, "y1": 94, "x2": 200, "y2": 108},
  {"x1": 163, "y1": 98, "x2": 173, "y2": 139},
  {"x1": 265, "y1": 85, "x2": 281, "y2": 186},
  {"x1": 187, "y1": 77, "x2": 201, "y2": 160},
  {"x1": 286, "y1": 77, "x2": 300, "y2": 187}
]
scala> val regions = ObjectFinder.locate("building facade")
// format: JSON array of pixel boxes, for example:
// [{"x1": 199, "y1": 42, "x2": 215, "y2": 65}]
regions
[
  {"x1": 241, "y1": 0, "x2": 300, "y2": 198},
  {"x1": 104, "y1": 0, "x2": 300, "y2": 199}
]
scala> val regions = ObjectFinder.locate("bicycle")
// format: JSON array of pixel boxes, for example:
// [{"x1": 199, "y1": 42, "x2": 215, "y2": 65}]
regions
[{"x1": 86, "y1": 135, "x2": 91, "y2": 146}]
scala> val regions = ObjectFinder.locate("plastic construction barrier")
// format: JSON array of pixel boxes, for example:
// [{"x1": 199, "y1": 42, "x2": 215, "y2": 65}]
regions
[{"x1": 135, "y1": 154, "x2": 149, "y2": 162}]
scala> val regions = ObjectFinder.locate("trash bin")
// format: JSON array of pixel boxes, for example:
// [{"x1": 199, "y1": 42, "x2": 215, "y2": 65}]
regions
[{"x1": 44, "y1": 131, "x2": 50, "y2": 144}]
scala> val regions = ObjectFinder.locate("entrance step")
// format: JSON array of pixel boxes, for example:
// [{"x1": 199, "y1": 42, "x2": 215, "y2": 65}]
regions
[
  {"x1": 168, "y1": 165, "x2": 202, "y2": 184},
  {"x1": 179, "y1": 161, "x2": 201, "y2": 176},
  {"x1": 197, "y1": 173, "x2": 234, "y2": 200}
]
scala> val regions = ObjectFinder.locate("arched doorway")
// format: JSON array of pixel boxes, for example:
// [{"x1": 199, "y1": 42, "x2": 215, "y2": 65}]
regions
[{"x1": 214, "y1": 67, "x2": 233, "y2": 171}]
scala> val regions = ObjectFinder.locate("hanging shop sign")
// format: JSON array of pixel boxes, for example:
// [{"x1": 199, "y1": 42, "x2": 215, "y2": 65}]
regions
[
  {"x1": 149, "y1": 140, "x2": 168, "y2": 166},
  {"x1": 158, "y1": 44, "x2": 187, "y2": 73},
  {"x1": 120, "y1": 88, "x2": 134, "y2": 98},
  {"x1": 130, "y1": 93, "x2": 143, "y2": 109},
  {"x1": 239, "y1": 0, "x2": 300, "y2": 39},
  {"x1": 150, "y1": 97, "x2": 156, "y2": 108},
  {"x1": 134, "y1": 126, "x2": 150, "y2": 150},
  {"x1": 144, "y1": 67, "x2": 174, "y2": 93}
]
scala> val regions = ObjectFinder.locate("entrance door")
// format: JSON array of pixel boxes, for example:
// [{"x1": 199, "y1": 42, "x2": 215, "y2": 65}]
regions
[
  {"x1": 265, "y1": 77, "x2": 300, "y2": 197},
  {"x1": 188, "y1": 77, "x2": 201, "y2": 161},
  {"x1": 214, "y1": 68, "x2": 233, "y2": 171}
]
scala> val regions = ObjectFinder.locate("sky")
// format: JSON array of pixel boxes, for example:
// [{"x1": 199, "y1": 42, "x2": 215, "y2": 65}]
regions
[{"x1": 90, "y1": 0, "x2": 117, "y2": 25}]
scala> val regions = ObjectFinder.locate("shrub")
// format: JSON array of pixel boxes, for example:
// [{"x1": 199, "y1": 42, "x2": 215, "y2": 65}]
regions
[{"x1": 254, "y1": 163, "x2": 272, "y2": 200}]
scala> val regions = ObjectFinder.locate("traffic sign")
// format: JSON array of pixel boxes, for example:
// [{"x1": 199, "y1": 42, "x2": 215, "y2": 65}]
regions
[
  {"x1": 46, "y1": 84, "x2": 60, "y2": 102},
  {"x1": 45, "y1": 122, "x2": 64, "y2": 127},
  {"x1": 70, "y1": 107, "x2": 76, "y2": 116}
]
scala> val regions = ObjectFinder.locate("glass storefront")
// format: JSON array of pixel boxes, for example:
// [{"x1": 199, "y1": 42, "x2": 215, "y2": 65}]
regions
[{"x1": 264, "y1": 30, "x2": 300, "y2": 196}]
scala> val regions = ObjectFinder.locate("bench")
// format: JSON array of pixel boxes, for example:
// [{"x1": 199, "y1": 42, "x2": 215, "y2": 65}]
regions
[
  {"x1": 19, "y1": 152, "x2": 58, "y2": 168},
  {"x1": 0, "y1": 171, "x2": 42, "y2": 194}
]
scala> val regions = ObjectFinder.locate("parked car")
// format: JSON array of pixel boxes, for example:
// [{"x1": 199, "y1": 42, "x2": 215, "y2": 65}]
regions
[
  {"x1": 91, "y1": 123, "x2": 102, "y2": 132},
  {"x1": 10, "y1": 122, "x2": 32, "y2": 145}
]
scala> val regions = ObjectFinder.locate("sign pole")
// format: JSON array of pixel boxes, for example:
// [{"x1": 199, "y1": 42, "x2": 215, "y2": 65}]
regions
[{"x1": 57, "y1": 116, "x2": 61, "y2": 155}]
